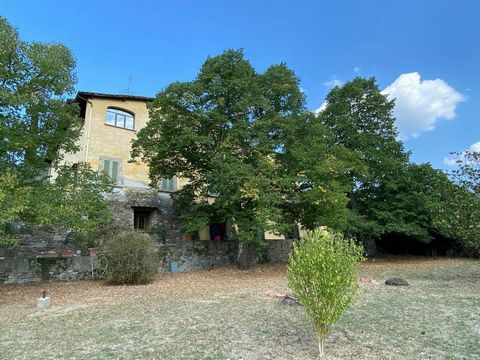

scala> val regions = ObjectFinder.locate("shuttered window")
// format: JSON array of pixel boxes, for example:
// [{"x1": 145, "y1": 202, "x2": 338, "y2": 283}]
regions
[
  {"x1": 160, "y1": 177, "x2": 176, "y2": 192},
  {"x1": 101, "y1": 158, "x2": 121, "y2": 183}
]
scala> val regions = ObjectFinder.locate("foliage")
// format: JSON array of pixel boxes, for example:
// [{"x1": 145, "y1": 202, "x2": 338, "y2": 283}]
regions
[
  {"x1": 356, "y1": 163, "x2": 449, "y2": 243},
  {"x1": 0, "y1": 16, "x2": 81, "y2": 173},
  {"x1": 147, "y1": 224, "x2": 167, "y2": 243},
  {"x1": 103, "y1": 231, "x2": 159, "y2": 285},
  {"x1": 0, "y1": 162, "x2": 113, "y2": 247},
  {"x1": 448, "y1": 151, "x2": 480, "y2": 193},
  {"x1": 317, "y1": 78, "x2": 447, "y2": 250},
  {"x1": 35, "y1": 163, "x2": 113, "y2": 236},
  {"x1": 0, "y1": 17, "x2": 112, "y2": 245},
  {"x1": 287, "y1": 227, "x2": 365, "y2": 357},
  {"x1": 131, "y1": 50, "x2": 356, "y2": 258},
  {"x1": 433, "y1": 151, "x2": 480, "y2": 256},
  {"x1": 36, "y1": 257, "x2": 72, "y2": 280},
  {"x1": 318, "y1": 76, "x2": 479, "y2": 254},
  {"x1": 319, "y1": 77, "x2": 408, "y2": 185}
]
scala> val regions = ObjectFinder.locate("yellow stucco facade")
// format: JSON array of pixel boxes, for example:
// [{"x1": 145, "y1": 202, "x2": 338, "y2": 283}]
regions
[{"x1": 62, "y1": 92, "x2": 185, "y2": 190}]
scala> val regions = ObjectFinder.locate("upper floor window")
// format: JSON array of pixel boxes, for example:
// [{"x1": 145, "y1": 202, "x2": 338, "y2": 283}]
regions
[{"x1": 106, "y1": 108, "x2": 134, "y2": 130}]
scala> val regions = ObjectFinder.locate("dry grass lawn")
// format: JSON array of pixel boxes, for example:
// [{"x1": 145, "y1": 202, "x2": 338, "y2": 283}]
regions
[{"x1": 1, "y1": 257, "x2": 479, "y2": 359}]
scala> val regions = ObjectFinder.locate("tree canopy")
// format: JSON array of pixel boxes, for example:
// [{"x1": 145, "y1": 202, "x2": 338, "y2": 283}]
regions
[
  {"x1": 433, "y1": 151, "x2": 480, "y2": 255},
  {"x1": 0, "y1": 17, "x2": 112, "y2": 246},
  {"x1": 132, "y1": 50, "x2": 355, "y2": 253},
  {"x1": 132, "y1": 50, "x2": 479, "y2": 258}
]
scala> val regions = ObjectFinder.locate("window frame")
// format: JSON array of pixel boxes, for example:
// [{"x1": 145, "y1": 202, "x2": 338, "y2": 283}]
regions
[
  {"x1": 133, "y1": 207, "x2": 155, "y2": 231},
  {"x1": 105, "y1": 107, "x2": 135, "y2": 130},
  {"x1": 99, "y1": 156, "x2": 122, "y2": 184},
  {"x1": 160, "y1": 176, "x2": 177, "y2": 192}
]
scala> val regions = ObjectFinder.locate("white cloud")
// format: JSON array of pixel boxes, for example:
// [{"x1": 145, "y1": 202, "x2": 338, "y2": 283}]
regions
[
  {"x1": 354, "y1": 66, "x2": 361, "y2": 74},
  {"x1": 469, "y1": 141, "x2": 480, "y2": 153},
  {"x1": 443, "y1": 157, "x2": 457, "y2": 166},
  {"x1": 314, "y1": 101, "x2": 327, "y2": 114},
  {"x1": 443, "y1": 141, "x2": 480, "y2": 166},
  {"x1": 323, "y1": 78, "x2": 343, "y2": 88},
  {"x1": 382, "y1": 72, "x2": 464, "y2": 140}
]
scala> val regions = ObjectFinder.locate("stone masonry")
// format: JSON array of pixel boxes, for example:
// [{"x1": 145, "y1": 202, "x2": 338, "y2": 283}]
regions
[{"x1": 0, "y1": 188, "x2": 293, "y2": 283}]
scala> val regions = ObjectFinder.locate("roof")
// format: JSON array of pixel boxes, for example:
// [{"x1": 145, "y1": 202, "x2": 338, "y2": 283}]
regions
[{"x1": 75, "y1": 91, "x2": 155, "y2": 102}]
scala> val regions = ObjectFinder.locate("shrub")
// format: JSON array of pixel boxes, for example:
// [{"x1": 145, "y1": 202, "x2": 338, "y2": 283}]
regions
[
  {"x1": 104, "y1": 231, "x2": 158, "y2": 285},
  {"x1": 287, "y1": 227, "x2": 365, "y2": 357}
]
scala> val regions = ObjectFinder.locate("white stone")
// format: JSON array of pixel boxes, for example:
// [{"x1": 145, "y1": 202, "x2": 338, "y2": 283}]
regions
[{"x1": 37, "y1": 297, "x2": 51, "y2": 310}]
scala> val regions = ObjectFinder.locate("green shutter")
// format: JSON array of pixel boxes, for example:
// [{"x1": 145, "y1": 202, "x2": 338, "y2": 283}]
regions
[
  {"x1": 103, "y1": 159, "x2": 111, "y2": 177},
  {"x1": 101, "y1": 159, "x2": 120, "y2": 183},
  {"x1": 111, "y1": 161, "x2": 119, "y2": 183},
  {"x1": 161, "y1": 177, "x2": 176, "y2": 191}
]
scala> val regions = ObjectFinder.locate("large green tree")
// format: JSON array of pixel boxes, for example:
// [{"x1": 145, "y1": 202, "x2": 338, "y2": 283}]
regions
[
  {"x1": 0, "y1": 17, "x2": 81, "y2": 173},
  {"x1": 318, "y1": 78, "x2": 410, "y2": 254},
  {"x1": 0, "y1": 17, "x2": 112, "y2": 246},
  {"x1": 433, "y1": 151, "x2": 480, "y2": 256},
  {"x1": 132, "y1": 50, "x2": 354, "y2": 267},
  {"x1": 319, "y1": 78, "x2": 479, "y2": 256}
]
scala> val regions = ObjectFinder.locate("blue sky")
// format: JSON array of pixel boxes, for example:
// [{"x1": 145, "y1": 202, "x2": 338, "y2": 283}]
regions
[{"x1": 2, "y1": 0, "x2": 479, "y2": 169}]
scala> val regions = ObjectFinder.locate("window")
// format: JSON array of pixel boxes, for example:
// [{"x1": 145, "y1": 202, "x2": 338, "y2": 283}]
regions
[
  {"x1": 160, "y1": 177, "x2": 176, "y2": 192},
  {"x1": 210, "y1": 222, "x2": 228, "y2": 241},
  {"x1": 100, "y1": 157, "x2": 121, "y2": 183},
  {"x1": 133, "y1": 208, "x2": 154, "y2": 231},
  {"x1": 106, "y1": 108, "x2": 134, "y2": 130}
]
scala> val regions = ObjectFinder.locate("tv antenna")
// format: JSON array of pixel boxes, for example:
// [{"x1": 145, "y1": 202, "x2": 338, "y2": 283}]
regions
[{"x1": 123, "y1": 75, "x2": 137, "y2": 94}]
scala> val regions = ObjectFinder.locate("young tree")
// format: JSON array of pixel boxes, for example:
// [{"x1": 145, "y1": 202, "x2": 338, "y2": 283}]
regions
[
  {"x1": 287, "y1": 227, "x2": 365, "y2": 357},
  {"x1": 0, "y1": 17, "x2": 112, "y2": 245},
  {"x1": 132, "y1": 50, "x2": 355, "y2": 267}
]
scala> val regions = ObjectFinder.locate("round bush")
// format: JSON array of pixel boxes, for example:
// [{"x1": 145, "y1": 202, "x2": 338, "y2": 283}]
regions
[{"x1": 104, "y1": 231, "x2": 158, "y2": 285}]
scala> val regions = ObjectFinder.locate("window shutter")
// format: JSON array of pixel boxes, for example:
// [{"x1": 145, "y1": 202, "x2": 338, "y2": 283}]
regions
[
  {"x1": 102, "y1": 159, "x2": 111, "y2": 177},
  {"x1": 161, "y1": 177, "x2": 176, "y2": 191},
  {"x1": 111, "y1": 161, "x2": 119, "y2": 183},
  {"x1": 101, "y1": 159, "x2": 120, "y2": 183}
]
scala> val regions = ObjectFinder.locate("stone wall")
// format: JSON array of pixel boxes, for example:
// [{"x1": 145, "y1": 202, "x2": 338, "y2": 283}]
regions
[
  {"x1": 266, "y1": 238, "x2": 293, "y2": 263},
  {"x1": 0, "y1": 227, "x2": 94, "y2": 284},
  {"x1": 0, "y1": 187, "x2": 293, "y2": 283}
]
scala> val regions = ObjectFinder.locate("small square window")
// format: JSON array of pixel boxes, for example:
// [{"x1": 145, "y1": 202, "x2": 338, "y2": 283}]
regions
[
  {"x1": 133, "y1": 208, "x2": 155, "y2": 231},
  {"x1": 160, "y1": 177, "x2": 176, "y2": 192}
]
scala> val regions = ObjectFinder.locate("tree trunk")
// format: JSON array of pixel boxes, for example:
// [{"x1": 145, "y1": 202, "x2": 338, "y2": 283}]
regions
[
  {"x1": 237, "y1": 242, "x2": 259, "y2": 270},
  {"x1": 362, "y1": 237, "x2": 378, "y2": 257},
  {"x1": 315, "y1": 329, "x2": 326, "y2": 358}
]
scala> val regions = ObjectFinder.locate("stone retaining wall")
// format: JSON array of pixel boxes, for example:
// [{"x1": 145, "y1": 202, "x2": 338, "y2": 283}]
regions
[
  {"x1": 0, "y1": 227, "x2": 94, "y2": 283},
  {"x1": 0, "y1": 187, "x2": 293, "y2": 283}
]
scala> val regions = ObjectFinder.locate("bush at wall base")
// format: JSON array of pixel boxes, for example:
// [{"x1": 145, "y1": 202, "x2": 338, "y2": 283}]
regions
[{"x1": 104, "y1": 231, "x2": 158, "y2": 285}]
